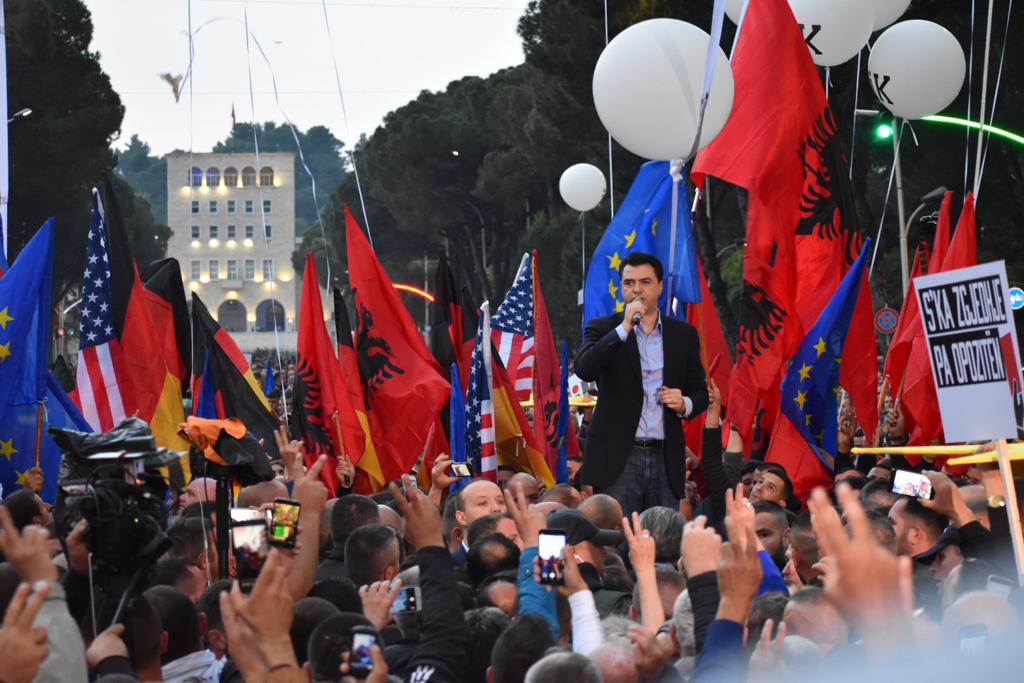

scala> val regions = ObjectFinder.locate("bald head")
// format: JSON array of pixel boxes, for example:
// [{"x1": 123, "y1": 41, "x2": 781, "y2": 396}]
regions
[
  {"x1": 179, "y1": 477, "x2": 217, "y2": 511},
  {"x1": 455, "y1": 479, "x2": 506, "y2": 528},
  {"x1": 508, "y1": 473, "x2": 542, "y2": 503},
  {"x1": 580, "y1": 494, "x2": 624, "y2": 531},
  {"x1": 237, "y1": 480, "x2": 288, "y2": 509},
  {"x1": 378, "y1": 505, "x2": 403, "y2": 534}
]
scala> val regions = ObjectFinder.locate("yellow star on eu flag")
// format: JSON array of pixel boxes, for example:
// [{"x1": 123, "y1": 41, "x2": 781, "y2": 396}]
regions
[
  {"x1": 0, "y1": 307, "x2": 13, "y2": 330},
  {"x1": 805, "y1": 413, "x2": 813, "y2": 427},
  {"x1": 0, "y1": 342, "x2": 10, "y2": 362},
  {"x1": 614, "y1": 300, "x2": 624, "y2": 313},
  {"x1": 798, "y1": 363, "x2": 812, "y2": 381},
  {"x1": 607, "y1": 251, "x2": 622, "y2": 271},
  {"x1": 794, "y1": 390, "x2": 808, "y2": 410},
  {"x1": 813, "y1": 337, "x2": 827, "y2": 358},
  {"x1": 651, "y1": 218, "x2": 658, "y2": 236},
  {"x1": 608, "y1": 279, "x2": 619, "y2": 299},
  {"x1": 624, "y1": 229, "x2": 637, "y2": 248},
  {"x1": 833, "y1": 386, "x2": 843, "y2": 400},
  {"x1": 0, "y1": 438, "x2": 16, "y2": 460},
  {"x1": 15, "y1": 470, "x2": 29, "y2": 487}
]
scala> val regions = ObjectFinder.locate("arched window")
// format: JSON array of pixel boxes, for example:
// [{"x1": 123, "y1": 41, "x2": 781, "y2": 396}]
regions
[
  {"x1": 259, "y1": 166, "x2": 275, "y2": 187},
  {"x1": 187, "y1": 166, "x2": 203, "y2": 187},
  {"x1": 223, "y1": 167, "x2": 239, "y2": 187},
  {"x1": 241, "y1": 167, "x2": 257, "y2": 187},
  {"x1": 206, "y1": 167, "x2": 221, "y2": 187},
  {"x1": 256, "y1": 299, "x2": 285, "y2": 332},
  {"x1": 218, "y1": 300, "x2": 247, "y2": 332}
]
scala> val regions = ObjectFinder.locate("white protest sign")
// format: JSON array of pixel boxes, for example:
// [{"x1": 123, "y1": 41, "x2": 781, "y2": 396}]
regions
[{"x1": 914, "y1": 261, "x2": 1024, "y2": 443}]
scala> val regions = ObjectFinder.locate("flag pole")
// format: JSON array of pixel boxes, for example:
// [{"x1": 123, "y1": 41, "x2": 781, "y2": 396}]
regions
[
  {"x1": 34, "y1": 402, "x2": 43, "y2": 466},
  {"x1": 995, "y1": 438, "x2": 1024, "y2": 586}
]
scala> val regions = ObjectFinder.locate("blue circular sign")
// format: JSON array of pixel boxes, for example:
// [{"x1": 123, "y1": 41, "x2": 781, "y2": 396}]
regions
[
  {"x1": 1010, "y1": 286, "x2": 1024, "y2": 311},
  {"x1": 875, "y1": 307, "x2": 899, "y2": 334}
]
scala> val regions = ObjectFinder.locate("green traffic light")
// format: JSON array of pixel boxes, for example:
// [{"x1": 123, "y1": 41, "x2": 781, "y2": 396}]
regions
[{"x1": 875, "y1": 123, "x2": 894, "y2": 140}]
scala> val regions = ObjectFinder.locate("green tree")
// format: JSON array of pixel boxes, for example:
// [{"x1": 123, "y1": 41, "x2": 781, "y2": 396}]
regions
[{"x1": 116, "y1": 134, "x2": 168, "y2": 223}]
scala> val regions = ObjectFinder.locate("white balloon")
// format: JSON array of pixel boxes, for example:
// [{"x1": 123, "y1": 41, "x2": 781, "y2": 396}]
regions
[
  {"x1": 868, "y1": 20, "x2": 966, "y2": 120},
  {"x1": 788, "y1": 0, "x2": 874, "y2": 67},
  {"x1": 867, "y1": 0, "x2": 911, "y2": 32},
  {"x1": 559, "y1": 164, "x2": 607, "y2": 212},
  {"x1": 725, "y1": 0, "x2": 746, "y2": 24},
  {"x1": 592, "y1": 19, "x2": 734, "y2": 160}
]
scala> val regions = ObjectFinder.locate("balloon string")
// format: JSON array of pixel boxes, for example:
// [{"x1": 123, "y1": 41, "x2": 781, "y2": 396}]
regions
[
  {"x1": 975, "y1": 0, "x2": 1013, "y2": 203},
  {"x1": 579, "y1": 211, "x2": 586, "y2": 330},
  {"x1": 964, "y1": 0, "x2": 976, "y2": 196},
  {"x1": 972, "y1": 0, "x2": 994, "y2": 198},
  {"x1": 824, "y1": 66, "x2": 830, "y2": 100},
  {"x1": 869, "y1": 120, "x2": 906, "y2": 278},
  {"x1": 848, "y1": 50, "x2": 861, "y2": 179},
  {"x1": 603, "y1": 0, "x2": 614, "y2": 218}
]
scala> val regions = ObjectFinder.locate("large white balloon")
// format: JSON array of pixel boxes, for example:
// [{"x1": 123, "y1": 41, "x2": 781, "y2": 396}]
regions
[
  {"x1": 788, "y1": 0, "x2": 874, "y2": 67},
  {"x1": 868, "y1": 0, "x2": 911, "y2": 32},
  {"x1": 868, "y1": 20, "x2": 966, "y2": 120},
  {"x1": 592, "y1": 19, "x2": 734, "y2": 161},
  {"x1": 559, "y1": 164, "x2": 607, "y2": 212},
  {"x1": 725, "y1": 0, "x2": 746, "y2": 24}
]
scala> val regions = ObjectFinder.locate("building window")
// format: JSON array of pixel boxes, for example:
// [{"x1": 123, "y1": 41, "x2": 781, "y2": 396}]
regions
[
  {"x1": 206, "y1": 167, "x2": 220, "y2": 187},
  {"x1": 264, "y1": 224, "x2": 272, "y2": 240},
  {"x1": 190, "y1": 260, "x2": 201, "y2": 280},
  {"x1": 244, "y1": 200, "x2": 254, "y2": 214},
  {"x1": 245, "y1": 225, "x2": 255, "y2": 239},
  {"x1": 242, "y1": 167, "x2": 257, "y2": 187},
  {"x1": 224, "y1": 167, "x2": 239, "y2": 187},
  {"x1": 227, "y1": 259, "x2": 238, "y2": 280},
  {"x1": 209, "y1": 200, "x2": 218, "y2": 214},
  {"x1": 262, "y1": 259, "x2": 274, "y2": 281},
  {"x1": 259, "y1": 166, "x2": 275, "y2": 187},
  {"x1": 244, "y1": 259, "x2": 255, "y2": 281},
  {"x1": 191, "y1": 225, "x2": 200, "y2": 239},
  {"x1": 191, "y1": 201, "x2": 200, "y2": 214},
  {"x1": 262, "y1": 199, "x2": 272, "y2": 214},
  {"x1": 209, "y1": 260, "x2": 220, "y2": 281},
  {"x1": 227, "y1": 225, "x2": 237, "y2": 240},
  {"x1": 227, "y1": 200, "x2": 236, "y2": 214},
  {"x1": 256, "y1": 299, "x2": 285, "y2": 331},
  {"x1": 188, "y1": 166, "x2": 203, "y2": 187},
  {"x1": 218, "y1": 300, "x2": 247, "y2": 332},
  {"x1": 209, "y1": 225, "x2": 218, "y2": 239}
]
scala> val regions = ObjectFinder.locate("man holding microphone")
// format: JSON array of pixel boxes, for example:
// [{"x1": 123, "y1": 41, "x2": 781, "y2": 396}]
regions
[{"x1": 574, "y1": 252, "x2": 708, "y2": 517}]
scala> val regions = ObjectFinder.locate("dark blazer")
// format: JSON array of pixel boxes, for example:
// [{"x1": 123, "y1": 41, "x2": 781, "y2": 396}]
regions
[{"x1": 574, "y1": 313, "x2": 708, "y2": 498}]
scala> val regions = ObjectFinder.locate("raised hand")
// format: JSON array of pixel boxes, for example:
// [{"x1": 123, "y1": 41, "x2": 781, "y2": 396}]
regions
[
  {"x1": 532, "y1": 544, "x2": 587, "y2": 596},
  {"x1": 0, "y1": 506, "x2": 57, "y2": 583},
  {"x1": 86, "y1": 623, "x2": 129, "y2": 668},
  {"x1": 724, "y1": 485, "x2": 762, "y2": 550},
  {"x1": 336, "y1": 453, "x2": 355, "y2": 489},
  {"x1": 273, "y1": 425, "x2": 303, "y2": 481},
  {"x1": 705, "y1": 378, "x2": 722, "y2": 428},
  {"x1": 360, "y1": 580, "x2": 402, "y2": 628},
  {"x1": 628, "y1": 624, "x2": 674, "y2": 678},
  {"x1": 340, "y1": 644, "x2": 389, "y2": 682},
  {"x1": 0, "y1": 583, "x2": 50, "y2": 683},
  {"x1": 389, "y1": 475, "x2": 444, "y2": 550},
  {"x1": 680, "y1": 515, "x2": 721, "y2": 578},
  {"x1": 503, "y1": 483, "x2": 547, "y2": 548},
  {"x1": 715, "y1": 516, "x2": 762, "y2": 624},
  {"x1": 920, "y1": 470, "x2": 973, "y2": 526},
  {"x1": 748, "y1": 619, "x2": 788, "y2": 683},
  {"x1": 23, "y1": 466, "x2": 44, "y2": 494},
  {"x1": 292, "y1": 453, "x2": 329, "y2": 515}
]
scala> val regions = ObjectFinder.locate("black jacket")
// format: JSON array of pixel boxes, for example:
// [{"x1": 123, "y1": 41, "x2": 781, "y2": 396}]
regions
[{"x1": 575, "y1": 313, "x2": 708, "y2": 497}]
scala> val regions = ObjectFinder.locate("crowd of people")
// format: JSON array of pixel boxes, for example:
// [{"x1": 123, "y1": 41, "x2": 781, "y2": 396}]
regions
[{"x1": 0, "y1": 369, "x2": 1022, "y2": 683}]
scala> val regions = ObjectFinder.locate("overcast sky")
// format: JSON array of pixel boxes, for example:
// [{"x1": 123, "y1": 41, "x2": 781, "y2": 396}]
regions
[{"x1": 83, "y1": 0, "x2": 528, "y2": 155}]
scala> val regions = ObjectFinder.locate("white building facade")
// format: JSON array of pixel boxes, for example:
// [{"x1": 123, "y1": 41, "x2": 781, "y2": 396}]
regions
[{"x1": 166, "y1": 152, "x2": 298, "y2": 352}]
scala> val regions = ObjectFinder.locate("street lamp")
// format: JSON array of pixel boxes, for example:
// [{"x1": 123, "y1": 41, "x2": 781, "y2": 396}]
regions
[{"x1": 7, "y1": 108, "x2": 31, "y2": 123}]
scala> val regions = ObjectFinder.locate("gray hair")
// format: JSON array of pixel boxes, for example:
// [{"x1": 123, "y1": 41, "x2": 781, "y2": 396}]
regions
[
  {"x1": 525, "y1": 651, "x2": 602, "y2": 683},
  {"x1": 639, "y1": 506, "x2": 685, "y2": 565},
  {"x1": 600, "y1": 614, "x2": 638, "y2": 640},
  {"x1": 672, "y1": 589, "x2": 695, "y2": 657}
]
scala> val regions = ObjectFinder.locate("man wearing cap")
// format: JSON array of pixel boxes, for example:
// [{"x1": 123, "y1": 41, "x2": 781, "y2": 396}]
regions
[
  {"x1": 575, "y1": 252, "x2": 708, "y2": 517},
  {"x1": 546, "y1": 509, "x2": 632, "y2": 617}
]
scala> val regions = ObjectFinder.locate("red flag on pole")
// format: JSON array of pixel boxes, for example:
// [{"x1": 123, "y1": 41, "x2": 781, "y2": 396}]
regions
[
  {"x1": 928, "y1": 191, "x2": 955, "y2": 274},
  {"x1": 883, "y1": 242, "x2": 931, "y2": 394},
  {"x1": 345, "y1": 205, "x2": 450, "y2": 482}
]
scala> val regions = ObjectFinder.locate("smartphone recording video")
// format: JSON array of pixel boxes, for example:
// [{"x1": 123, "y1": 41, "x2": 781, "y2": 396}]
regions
[
  {"x1": 231, "y1": 519, "x2": 269, "y2": 592},
  {"x1": 349, "y1": 627, "x2": 377, "y2": 677},
  {"x1": 890, "y1": 469, "x2": 934, "y2": 499},
  {"x1": 390, "y1": 585, "x2": 422, "y2": 614},
  {"x1": 450, "y1": 462, "x2": 472, "y2": 478},
  {"x1": 270, "y1": 498, "x2": 301, "y2": 548},
  {"x1": 538, "y1": 530, "x2": 566, "y2": 586}
]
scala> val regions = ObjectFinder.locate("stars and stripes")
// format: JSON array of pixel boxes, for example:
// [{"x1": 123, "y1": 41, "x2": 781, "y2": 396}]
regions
[
  {"x1": 490, "y1": 253, "x2": 534, "y2": 400},
  {"x1": 465, "y1": 303, "x2": 496, "y2": 480},
  {"x1": 74, "y1": 190, "x2": 126, "y2": 431}
]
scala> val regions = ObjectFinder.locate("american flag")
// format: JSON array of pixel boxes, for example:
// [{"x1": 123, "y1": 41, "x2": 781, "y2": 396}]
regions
[
  {"x1": 490, "y1": 253, "x2": 534, "y2": 401},
  {"x1": 465, "y1": 302, "x2": 496, "y2": 480},
  {"x1": 74, "y1": 190, "x2": 126, "y2": 431}
]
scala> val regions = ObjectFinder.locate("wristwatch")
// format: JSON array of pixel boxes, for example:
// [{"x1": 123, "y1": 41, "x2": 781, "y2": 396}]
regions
[{"x1": 988, "y1": 495, "x2": 1006, "y2": 508}]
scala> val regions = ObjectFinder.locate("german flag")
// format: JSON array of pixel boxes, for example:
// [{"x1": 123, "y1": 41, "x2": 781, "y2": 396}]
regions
[
  {"x1": 141, "y1": 258, "x2": 192, "y2": 389},
  {"x1": 334, "y1": 287, "x2": 385, "y2": 492},
  {"x1": 71, "y1": 177, "x2": 187, "y2": 452},
  {"x1": 191, "y1": 293, "x2": 280, "y2": 458}
]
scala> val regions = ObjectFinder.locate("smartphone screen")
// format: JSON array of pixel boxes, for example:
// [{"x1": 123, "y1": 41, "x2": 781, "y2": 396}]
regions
[
  {"x1": 450, "y1": 462, "x2": 472, "y2": 478},
  {"x1": 231, "y1": 520, "x2": 269, "y2": 592},
  {"x1": 890, "y1": 470, "x2": 933, "y2": 499},
  {"x1": 538, "y1": 530, "x2": 566, "y2": 585},
  {"x1": 986, "y1": 575, "x2": 1015, "y2": 600},
  {"x1": 390, "y1": 586, "x2": 422, "y2": 614},
  {"x1": 350, "y1": 629, "x2": 376, "y2": 676},
  {"x1": 270, "y1": 498, "x2": 301, "y2": 548},
  {"x1": 230, "y1": 507, "x2": 267, "y2": 524}
]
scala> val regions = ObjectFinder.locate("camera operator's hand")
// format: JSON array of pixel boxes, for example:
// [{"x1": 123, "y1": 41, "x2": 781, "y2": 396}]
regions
[
  {"x1": 430, "y1": 455, "x2": 457, "y2": 491},
  {"x1": 86, "y1": 624, "x2": 129, "y2": 668},
  {"x1": 359, "y1": 580, "x2": 401, "y2": 629},
  {"x1": 340, "y1": 644, "x2": 389, "y2": 683},
  {"x1": 389, "y1": 475, "x2": 444, "y2": 550},
  {"x1": 532, "y1": 544, "x2": 586, "y2": 596},
  {"x1": 23, "y1": 467, "x2": 44, "y2": 494},
  {"x1": 0, "y1": 583, "x2": 50, "y2": 683},
  {"x1": 65, "y1": 520, "x2": 90, "y2": 576},
  {"x1": 920, "y1": 470, "x2": 974, "y2": 527},
  {"x1": 0, "y1": 507, "x2": 57, "y2": 583}
]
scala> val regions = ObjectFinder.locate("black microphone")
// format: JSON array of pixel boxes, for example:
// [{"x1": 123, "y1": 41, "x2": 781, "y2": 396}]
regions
[{"x1": 631, "y1": 299, "x2": 642, "y2": 327}]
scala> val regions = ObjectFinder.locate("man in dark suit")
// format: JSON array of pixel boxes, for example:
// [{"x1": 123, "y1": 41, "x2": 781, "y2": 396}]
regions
[{"x1": 575, "y1": 252, "x2": 708, "y2": 517}]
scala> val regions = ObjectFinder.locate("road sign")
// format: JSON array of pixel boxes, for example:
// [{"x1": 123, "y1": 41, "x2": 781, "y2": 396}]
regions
[
  {"x1": 1010, "y1": 286, "x2": 1024, "y2": 311},
  {"x1": 874, "y1": 307, "x2": 899, "y2": 335}
]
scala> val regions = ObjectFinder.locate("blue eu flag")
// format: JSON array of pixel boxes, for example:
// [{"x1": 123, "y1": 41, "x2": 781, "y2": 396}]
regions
[
  {"x1": 584, "y1": 161, "x2": 700, "y2": 326},
  {"x1": 0, "y1": 219, "x2": 93, "y2": 502},
  {"x1": 263, "y1": 363, "x2": 276, "y2": 396},
  {"x1": 448, "y1": 362, "x2": 468, "y2": 495},
  {"x1": 779, "y1": 240, "x2": 872, "y2": 472},
  {"x1": 554, "y1": 341, "x2": 571, "y2": 484}
]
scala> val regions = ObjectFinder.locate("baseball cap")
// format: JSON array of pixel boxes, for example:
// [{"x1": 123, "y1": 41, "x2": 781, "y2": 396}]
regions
[
  {"x1": 917, "y1": 525, "x2": 961, "y2": 562},
  {"x1": 546, "y1": 509, "x2": 624, "y2": 546}
]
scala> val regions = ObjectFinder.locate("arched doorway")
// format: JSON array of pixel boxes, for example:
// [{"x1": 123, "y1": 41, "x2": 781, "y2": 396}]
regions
[
  {"x1": 218, "y1": 300, "x2": 247, "y2": 332},
  {"x1": 256, "y1": 299, "x2": 286, "y2": 332}
]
